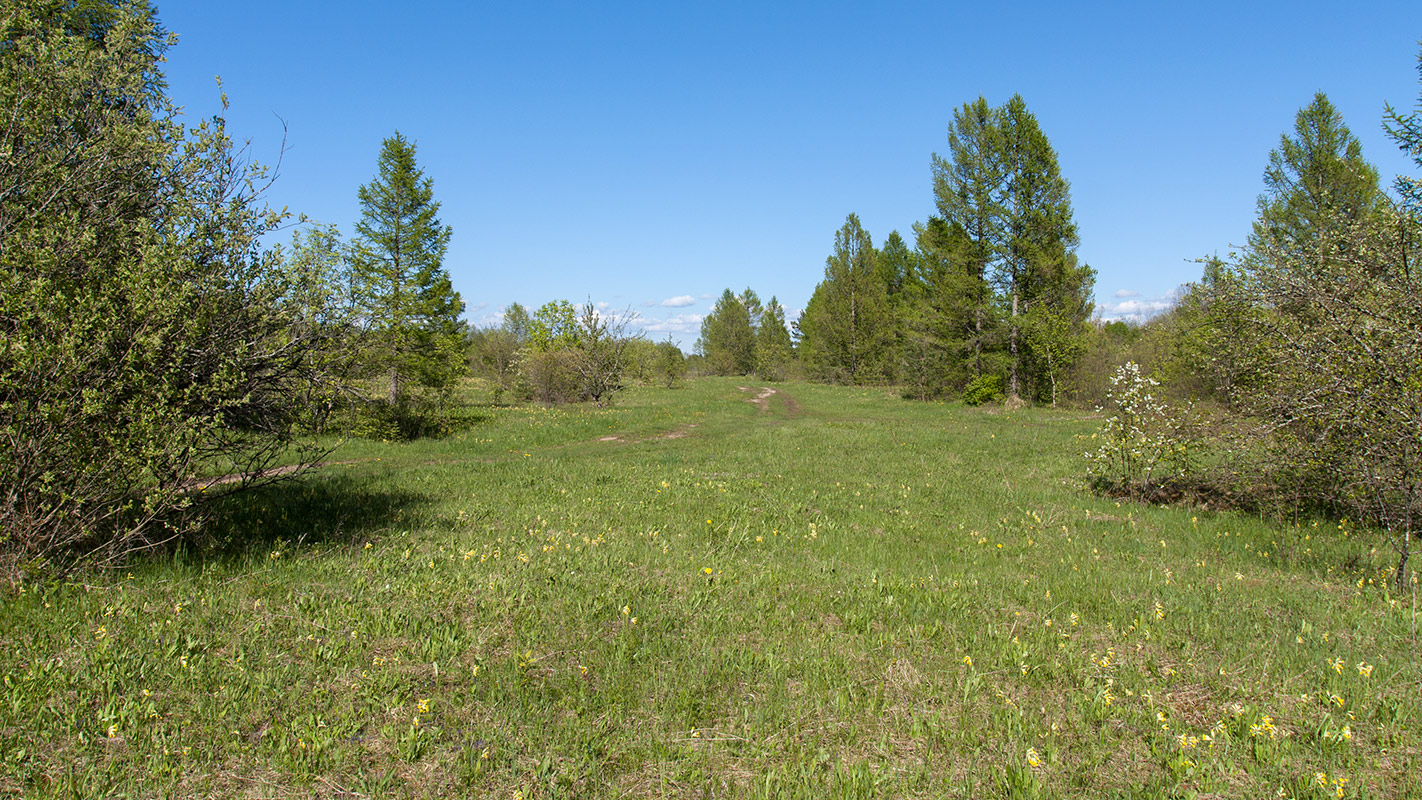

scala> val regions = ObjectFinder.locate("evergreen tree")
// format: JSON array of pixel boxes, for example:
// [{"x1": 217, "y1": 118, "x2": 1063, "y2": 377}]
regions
[
  {"x1": 996, "y1": 95, "x2": 1091, "y2": 402},
  {"x1": 754, "y1": 296, "x2": 794, "y2": 380},
  {"x1": 875, "y1": 230, "x2": 915, "y2": 382},
  {"x1": 798, "y1": 214, "x2": 895, "y2": 384},
  {"x1": 932, "y1": 97, "x2": 1005, "y2": 380},
  {"x1": 352, "y1": 132, "x2": 465, "y2": 405},
  {"x1": 1251, "y1": 92, "x2": 1382, "y2": 260},
  {"x1": 697, "y1": 289, "x2": 755, "y2": 375},
  {"x1": 1385, "y1": 46, "x2": 1422, "y2": 210},
  {"x1": 901, "y1": 217, "x2": 987, "y2": 398}
]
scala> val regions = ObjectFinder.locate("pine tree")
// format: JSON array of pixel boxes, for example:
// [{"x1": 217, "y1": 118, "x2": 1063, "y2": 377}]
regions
[
  {"x1": 351, "y1": 132, "x2": 465, "y2": 405},
  {"x1": 1385, "y1": 46, "x2": 1422, "y2": 209}
]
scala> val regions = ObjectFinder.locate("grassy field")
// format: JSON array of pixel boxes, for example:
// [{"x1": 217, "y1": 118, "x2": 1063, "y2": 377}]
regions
[{"x1": 1, "y1": 378, "x2": 1417, "y2": 798}]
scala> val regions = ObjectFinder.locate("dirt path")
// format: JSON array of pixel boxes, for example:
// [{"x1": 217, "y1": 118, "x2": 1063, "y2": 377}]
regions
[{"x1": 738, "y1": 386, "x2": 778, "y2": 411}]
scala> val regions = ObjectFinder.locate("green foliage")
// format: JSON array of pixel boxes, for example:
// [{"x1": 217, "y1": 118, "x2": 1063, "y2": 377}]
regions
[
  {"x1": 351, "y1": 132, "x2": 466, "y2": 408},
  {"x1": 797, "y1": 214, "x2": 895, "y2": 384},
  {"x1": 1384, "y1": 45, "x2": 1422, "y2": 209},
  {"x1": 1251, "y1": 92, "x2": 1382, "y2": 260},
  {"x1": 0, "y1": 0, "x2": 338, "y2": 569},
  {"x1": 1083, "y1": 362, "x2": 1199, "y2": 498},
  {"x1": 961, "y1": 373, "x2": 1005, "y2": 406},
  {"x1": 754, "y1": 297, "x2": 794, "y2": 381},
  {"x1": 698, "y1": 289, "x2": 756, "y2": 375},
  {"x1": 467, "y1": 326, "x2": 521, "y2": 404},
  {"x1": 1210, "y1": 203, "x2": 1422, "y2": 585},
  {"x1": 527, "y1": 300, "x2": 580, "y2": 352},
  {"x1": 913, "y1": 96, "x2": 1093, "y2": 404},
  {"x1": 654, "y1": 339, "x2": 688, "y2": 387}
]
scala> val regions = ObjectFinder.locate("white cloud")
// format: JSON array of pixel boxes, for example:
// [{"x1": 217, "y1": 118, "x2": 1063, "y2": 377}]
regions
[
  {"x1": 660, "y1": 295, "x2": 696, "y2": 308},
  {"x1": 640, "y1": 313, "x2": 703, "y2": 336},
  {"x1": 697, "y1": 293, "x2": 716, "y2": 300},
  {"x1": 1095, "y1": 287, "x2": 1183, "y2": 322}
]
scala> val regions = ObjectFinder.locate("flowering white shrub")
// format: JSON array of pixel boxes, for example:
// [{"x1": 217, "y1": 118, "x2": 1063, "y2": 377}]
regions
[{"x1": 1084, "y1": 362, "x2": 1196, "y2": 495}]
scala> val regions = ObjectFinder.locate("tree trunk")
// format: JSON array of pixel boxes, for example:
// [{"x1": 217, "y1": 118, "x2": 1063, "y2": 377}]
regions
[{"x1": 1009, "y1": 290, "x2": 1020, "y2": 399}]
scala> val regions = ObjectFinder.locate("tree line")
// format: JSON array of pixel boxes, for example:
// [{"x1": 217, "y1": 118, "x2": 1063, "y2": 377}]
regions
[{"x1": 696, "y1": 95, "x2": 1096, "y2": 407}]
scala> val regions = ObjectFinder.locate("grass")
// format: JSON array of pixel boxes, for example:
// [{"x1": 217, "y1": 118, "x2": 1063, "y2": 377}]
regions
[{"x1": 1, "y1": 378, "x2": 1417, "y2": 798}]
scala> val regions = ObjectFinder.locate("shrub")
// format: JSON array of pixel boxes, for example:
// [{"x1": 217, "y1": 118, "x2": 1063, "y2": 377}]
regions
[
  {"x1": 1083, "y1": 362, "x2": 1200, "y2": 499},
  {"x1": 0, "y1": 4, "x2": 339, "y2": 571},
  {"x1": 961, "y1": 374, "x2": 1005, "y2": 406}
]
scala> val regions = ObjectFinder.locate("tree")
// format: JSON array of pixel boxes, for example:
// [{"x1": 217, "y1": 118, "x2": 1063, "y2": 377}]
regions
[
  {"x1": 931, "y1": 96, "x2": 1005, "y2": 381},
  {"x1": 697, "y1": 289, "x2": 755, "y2": 375},
  {"x1": 528, "y1": 299, "x2": 579, "y2": 350},
  {"x1": 1251, "y1": 92, "x2": 1382, "y2": 260},
  {"x1": 502, "y1": 301, "x2": 532, "y2": 345},
  {"x1": 654, "y1": 338, "x2": 688, "y2": 387},
  {"x1": 996, "y1": 95, "x2": 1092, "y2": 402},
  {"x1": 0, "y1": 1, "x2": 339, "y2": 568},
  {"x1": 1386, "y1": 44, "x2": 1422, "y2": 210},
  {"x1": 754, "y1": 296, "x2": 794, "y2": 381},
  {"x1": 1214, "y1": 204, "x2": 1421, "y2": 588},
  {"x1": 351, "y1": 132, "x2": 465, "y2": 406},
  {"x1": 797, "y1": 214, "x2": 895, "y2": 384},
  {"x1": 571, "y1": 302, "x2": 641, "y2": 406}
]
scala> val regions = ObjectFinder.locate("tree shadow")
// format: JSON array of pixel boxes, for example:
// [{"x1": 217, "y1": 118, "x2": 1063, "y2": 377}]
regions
[{"x1": 197, "y1": 472, "x2": 430, "y2": 557}]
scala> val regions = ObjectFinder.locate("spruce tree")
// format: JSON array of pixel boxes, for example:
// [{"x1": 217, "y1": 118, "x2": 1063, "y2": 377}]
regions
[{"x1": 352, "y1": 132, "x2": 465, "y2": 405}]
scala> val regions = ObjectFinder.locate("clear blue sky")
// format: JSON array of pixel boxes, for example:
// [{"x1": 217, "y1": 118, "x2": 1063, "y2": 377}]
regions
[{"x1": 159, "y1": 1, "x2": 1422, "y2": 347}]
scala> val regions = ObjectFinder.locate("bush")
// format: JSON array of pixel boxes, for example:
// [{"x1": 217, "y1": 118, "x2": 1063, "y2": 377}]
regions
[
  {"x1": 0, "y1": 4, "x2": 339, "y2": 571},
  {"x1": 1083, "y1": 362, "x2": 1200, "y2": 499},
  {"x1": 961, "y1": 374, "x2": 1005, "y2": 406}
]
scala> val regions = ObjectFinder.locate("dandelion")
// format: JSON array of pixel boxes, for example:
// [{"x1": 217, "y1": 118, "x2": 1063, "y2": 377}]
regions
[{"x1": 702, "y1": 567, "x2": 713, "y2": 575}]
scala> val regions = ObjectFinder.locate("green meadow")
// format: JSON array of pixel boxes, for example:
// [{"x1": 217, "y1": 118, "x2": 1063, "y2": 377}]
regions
[{"x1": 1, "y1": 379, "x2": 1415, "y2": 798}]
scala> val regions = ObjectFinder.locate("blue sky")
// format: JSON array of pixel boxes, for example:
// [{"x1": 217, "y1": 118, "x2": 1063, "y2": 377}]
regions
[{"x1": 159, "y1": 2, "x2": 1422, "y2": 347}]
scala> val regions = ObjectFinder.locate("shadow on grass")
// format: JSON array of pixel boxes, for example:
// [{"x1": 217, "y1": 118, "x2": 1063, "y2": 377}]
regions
[{"x1": 197, "y1": 472, "x2": 430, "y2": 557}]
